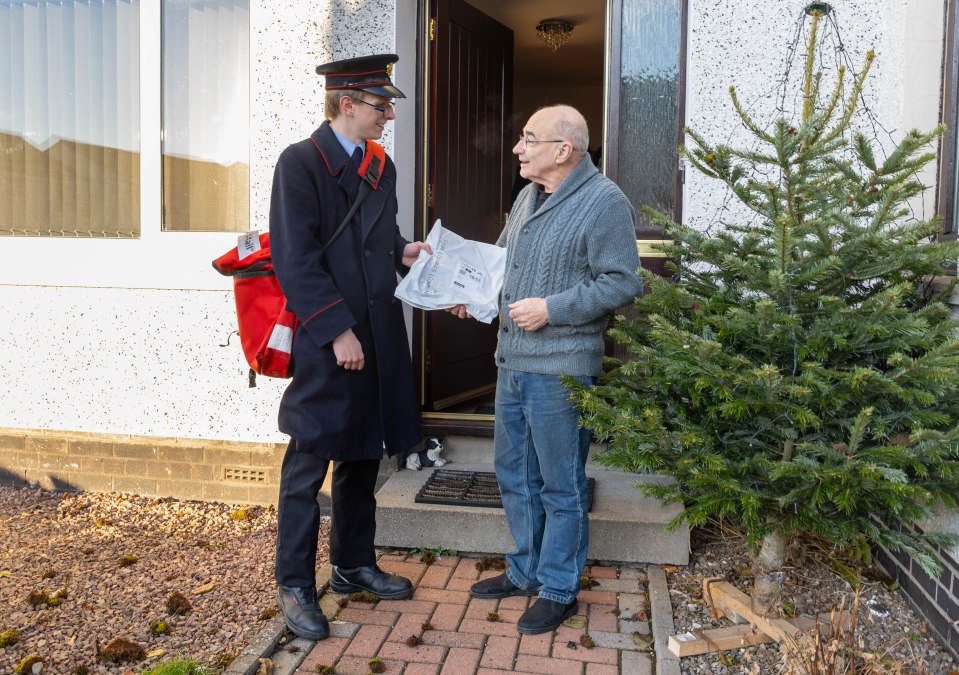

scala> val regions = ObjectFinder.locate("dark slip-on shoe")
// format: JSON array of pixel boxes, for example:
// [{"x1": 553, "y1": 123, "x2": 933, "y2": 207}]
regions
[
  {"x1": 517, "y1": 597, "x2": 579, "y2": 635},
  {"x1": 470, "y1": 573, "x2": 540, "y2": 600}
]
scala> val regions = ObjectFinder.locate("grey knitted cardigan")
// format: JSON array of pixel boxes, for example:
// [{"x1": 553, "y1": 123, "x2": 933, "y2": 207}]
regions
[{"x1": 495, "y1": 155, "x2": 643, "y2": 377}]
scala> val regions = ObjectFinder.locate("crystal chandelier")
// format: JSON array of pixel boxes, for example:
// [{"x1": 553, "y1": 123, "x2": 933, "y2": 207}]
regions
[{"x1": 536, "y1": 19, "x2": 574, "y2": 52}]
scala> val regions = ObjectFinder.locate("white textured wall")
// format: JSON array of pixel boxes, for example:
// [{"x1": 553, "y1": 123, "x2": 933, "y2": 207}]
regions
[
  {"x1": 683, "y1": 0, "x2": 940, "y2": 232},
  {"x1": 0, "y1": 287, "x2": 287, "y2": 442},
  {"x1": 250, "y1": 0, "x2": 398, "y2": 229}
]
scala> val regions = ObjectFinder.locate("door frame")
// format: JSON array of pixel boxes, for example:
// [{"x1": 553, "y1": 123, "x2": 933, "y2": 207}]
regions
[{"x1": 412, "y1": 0, "x2": 689, "y2": 432}]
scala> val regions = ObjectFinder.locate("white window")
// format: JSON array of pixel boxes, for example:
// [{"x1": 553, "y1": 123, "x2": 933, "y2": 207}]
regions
[
  {"x1": 0, "y1": 0, "x2": 250, "y2": 239},
  {"x1": 0, "y1": 0, "x2": 141, "y2": 237},
  {"x1": 162, "y1": 0, "x2": 250, "y2": 232}
]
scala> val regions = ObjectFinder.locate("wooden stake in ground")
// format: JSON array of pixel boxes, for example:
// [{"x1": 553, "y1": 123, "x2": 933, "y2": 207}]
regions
[{"x1": 667, "y1": 577, "x2": 852, "y2": 659}]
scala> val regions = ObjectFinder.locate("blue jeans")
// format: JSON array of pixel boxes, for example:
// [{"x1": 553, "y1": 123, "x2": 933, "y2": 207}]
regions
[{"x1": 494, "y1": 367, "x2": 594, "y2": 604}]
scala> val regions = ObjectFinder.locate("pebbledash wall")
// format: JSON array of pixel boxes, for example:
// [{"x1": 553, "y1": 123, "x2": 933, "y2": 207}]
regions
[{"x1": 0, "y1": 0, "x2": 956, "y2": 652}]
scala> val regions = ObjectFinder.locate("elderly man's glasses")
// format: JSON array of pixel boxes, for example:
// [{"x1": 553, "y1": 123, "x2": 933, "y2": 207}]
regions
[
  {"x1": 517, "y1": 134, "x2": 564, "y2": 147},
  {"x1": 356, "y1": 99, "x2": 395, "y2": 114}
]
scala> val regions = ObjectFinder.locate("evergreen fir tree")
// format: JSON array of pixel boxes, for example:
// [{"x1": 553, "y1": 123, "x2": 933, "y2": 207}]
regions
[{"x1": 570, "y1": 8, "x2": 959, "y2": 615}]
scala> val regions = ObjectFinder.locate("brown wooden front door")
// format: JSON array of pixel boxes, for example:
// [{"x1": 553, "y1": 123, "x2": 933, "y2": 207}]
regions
[{"x1": 422, "y1": 0, "x2": 513, "y2": 412}]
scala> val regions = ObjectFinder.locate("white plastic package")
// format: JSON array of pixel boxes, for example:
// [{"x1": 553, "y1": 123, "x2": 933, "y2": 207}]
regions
[{"x1": 394, "y1": 220, "x2": 506, "y2": 323}]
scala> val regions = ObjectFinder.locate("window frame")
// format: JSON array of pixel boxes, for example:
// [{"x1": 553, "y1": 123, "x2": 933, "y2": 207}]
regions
[
  {"x1": 939, "y1": 0, "x2": 958, "y2": 241},
  {"x1": 0, "y1": 1, "x2": 250, "y2": 291}
]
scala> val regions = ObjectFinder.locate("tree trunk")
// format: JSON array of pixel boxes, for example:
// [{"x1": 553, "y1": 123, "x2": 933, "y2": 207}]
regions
[{"x1": 752, "y1": 531, "x2": 788, "y2": 617}]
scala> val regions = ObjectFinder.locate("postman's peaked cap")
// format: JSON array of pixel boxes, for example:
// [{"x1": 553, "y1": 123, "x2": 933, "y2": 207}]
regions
[{"x1": 316, "y1": 53, "x2": 405, "y2": 99}]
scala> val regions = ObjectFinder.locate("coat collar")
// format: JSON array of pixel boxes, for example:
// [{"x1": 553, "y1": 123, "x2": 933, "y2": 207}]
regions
[{"x1": 310, "y1": 121, "x2": 351, "y2": 176}]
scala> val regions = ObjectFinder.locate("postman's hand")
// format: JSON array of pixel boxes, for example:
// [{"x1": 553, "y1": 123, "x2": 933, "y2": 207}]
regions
[
  {"x1": 332, "y1": 328, "x2": 365, "y2": 370},
  {"x1": 508, "y1": 298, "x2": 549, "y2": 331},
  {"x1": 402, "y1": 241, "x2": 433, "y2": 267},
  {"x1": 445, "y1": 304, "x2": 472, "y2": 320}
]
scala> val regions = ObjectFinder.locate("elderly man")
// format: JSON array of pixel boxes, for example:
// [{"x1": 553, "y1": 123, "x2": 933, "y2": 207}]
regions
[{"x1": 454, "y1": 105, "x2": 642, "y2": 634}]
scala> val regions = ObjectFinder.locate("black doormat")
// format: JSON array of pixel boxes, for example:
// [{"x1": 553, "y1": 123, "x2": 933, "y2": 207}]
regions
[{"x1": 414, "y1": 469, "x2": 595, "y2": 511}]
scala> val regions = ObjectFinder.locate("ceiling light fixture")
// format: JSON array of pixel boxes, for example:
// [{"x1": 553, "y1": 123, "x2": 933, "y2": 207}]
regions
[{"x1": 536, "y1": 18, "x2": 574, "y2": 52}]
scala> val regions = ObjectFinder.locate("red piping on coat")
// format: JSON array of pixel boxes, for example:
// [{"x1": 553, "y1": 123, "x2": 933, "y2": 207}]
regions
[
  {"x1": 311, "y1": 137, "x2": 334, "y2": 174},
  {"x1": 304, "y1": 298, "x2": 345, "y2": 325}
]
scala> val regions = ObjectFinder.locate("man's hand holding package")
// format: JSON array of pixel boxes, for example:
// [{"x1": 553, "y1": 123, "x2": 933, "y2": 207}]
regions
[
  {"x1": 445, "y1": 304, "x2": 472, "y2": 319},
  {"x1": 403, "y1": 241, "x2": 433, "y2": 267}
]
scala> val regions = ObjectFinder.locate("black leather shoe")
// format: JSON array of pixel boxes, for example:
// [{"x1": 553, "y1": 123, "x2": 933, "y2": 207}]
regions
[
  {"x1": 470, "y1": 573, "x2": 540, "y2": 599},
  {"x1": 517, "y1": 597, "x2": 579, "y2": 635},
  {"x1": 330, "y1": 565, "x2": 413, "y2": 600},
  {"x1": 276, "y1": 585, "x2": 329, "y2": 641}
]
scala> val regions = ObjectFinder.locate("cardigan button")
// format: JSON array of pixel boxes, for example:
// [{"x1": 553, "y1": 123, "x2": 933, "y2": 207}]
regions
[
  {"x1": 498, "y1": 357, "x2": 505, "y2": 363},
  {"x1": 503, "y1": 327, "x2": 509, "y2": 333}
]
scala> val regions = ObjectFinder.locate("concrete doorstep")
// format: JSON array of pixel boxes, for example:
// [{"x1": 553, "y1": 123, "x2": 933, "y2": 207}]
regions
[{"x1": 225, "y1": 554, "x2": 681, "y2": 675}]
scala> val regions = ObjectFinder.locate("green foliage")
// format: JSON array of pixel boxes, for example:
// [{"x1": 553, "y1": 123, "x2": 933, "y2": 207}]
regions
[
  {"x1": 571, "y1": 44, "x2": 959, "y2": 576},
  {"x1": 140, "y1": 658, "x2": 218, "y2": 675},
  {"x1": 0, "y1": 629, "x2": 20, "y2": 648},
  {"x1": 411, "y1": 546, "x2": 457, "y2": 565},
  {"x1": 15, "y1": 655, "x2": 43, "y2": 674}
]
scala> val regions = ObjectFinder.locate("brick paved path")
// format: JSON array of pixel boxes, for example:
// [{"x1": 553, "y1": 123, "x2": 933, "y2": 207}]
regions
[{"x1": 294, "y1": 553, "x2": 655, "y2": 675}]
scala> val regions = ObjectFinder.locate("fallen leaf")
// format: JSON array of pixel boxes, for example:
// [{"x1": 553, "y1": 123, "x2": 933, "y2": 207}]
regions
[
  {"x1": 632, "y1": 631, "x2": 654, "y2": 649},
  {"x1": 562, "y1": 618, "x2": 587, "y2": 629},
  {"x1": 192, "y1": 581, "x2": 216, "y2": 595},
  {"x1": 660, "y1": 564, "x2": 678, "y2": 573},
  {"x1": 0, "y1": 570, "x2": 13, "y2": 578},
  {"x1": 146, "y1": 649, "x2": 166, "y2": 659},
  {"x1": 256, "y1": 657, "x2": 273, "y2": 675}
]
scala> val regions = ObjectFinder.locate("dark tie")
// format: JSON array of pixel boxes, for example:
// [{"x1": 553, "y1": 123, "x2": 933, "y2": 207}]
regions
[{"x1": 345, "y1": 146, "x2": 364, "y2": 197}]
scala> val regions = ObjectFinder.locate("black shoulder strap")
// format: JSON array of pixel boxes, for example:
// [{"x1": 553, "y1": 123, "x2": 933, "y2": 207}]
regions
[
  {"x1": 316, "y1": 139, "x2": 386, "y2": 257},
  {"x1": 320, "y1": 180, "x2": 372, "y2": 256}
]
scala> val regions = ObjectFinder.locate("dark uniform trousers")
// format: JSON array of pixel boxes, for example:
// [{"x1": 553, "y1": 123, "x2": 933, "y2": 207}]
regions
[{"x1": 275, "y1": 438, "x2": 380, "y2": 587}]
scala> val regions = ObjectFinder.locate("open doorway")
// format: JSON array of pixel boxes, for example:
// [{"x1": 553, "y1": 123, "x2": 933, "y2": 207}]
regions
[{"x1": 417, "y1": 0, "x2": 607, "y2": 424}]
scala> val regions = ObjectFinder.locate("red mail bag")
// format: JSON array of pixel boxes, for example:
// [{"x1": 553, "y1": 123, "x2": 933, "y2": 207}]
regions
[
  {"x1": 213, "y1": 139, "x2": 386, "y2": 386},
  {"x1": 213, "y1": 231, "x2": 297, "y2": 384}
]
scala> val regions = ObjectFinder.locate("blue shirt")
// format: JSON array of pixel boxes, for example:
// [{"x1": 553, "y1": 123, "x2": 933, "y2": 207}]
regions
[{"x1": 332, "y1": 128, "x2": 362, "y2": 160}]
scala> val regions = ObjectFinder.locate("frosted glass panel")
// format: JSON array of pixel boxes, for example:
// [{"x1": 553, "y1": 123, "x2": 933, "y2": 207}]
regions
[
  {"x1": 0, "y1": 0, "x2": 140, "y2": 237},
  {"x1": 618, "y1": 0, "x2": 682, "y2": 226},
  {"x1": 162, "y1": 0, "x2": 249, "y2": 232}
]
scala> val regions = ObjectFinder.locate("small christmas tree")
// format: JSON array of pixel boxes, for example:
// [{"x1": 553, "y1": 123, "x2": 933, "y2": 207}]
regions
[{"x1": 571, "y1": 6, "x2": 959, "y2": 616}]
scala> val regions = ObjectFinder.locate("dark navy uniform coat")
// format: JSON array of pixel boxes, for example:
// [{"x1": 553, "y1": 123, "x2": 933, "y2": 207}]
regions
[{"x1": 269, "y1": 121, "x2": 421, "y2": 461}]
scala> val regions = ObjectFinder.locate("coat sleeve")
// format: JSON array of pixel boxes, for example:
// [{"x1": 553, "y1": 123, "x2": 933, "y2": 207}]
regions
[
  {"x1": 545, "y1": 197, "x2": 644, "y2": 326},
  {"x1": 269, "y1": 146, "x2": 357, "y2": 348}
]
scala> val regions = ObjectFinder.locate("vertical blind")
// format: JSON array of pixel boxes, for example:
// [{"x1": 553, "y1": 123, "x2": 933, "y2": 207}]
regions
[
  {"x1": 162, "y1": 0, "x2": 249, "y2": 232},
  {"x1": 0, "y1": 0, "x2": 140, "y2": 237}
]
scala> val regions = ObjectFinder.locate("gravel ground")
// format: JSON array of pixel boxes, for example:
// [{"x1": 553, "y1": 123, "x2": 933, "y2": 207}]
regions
[
  {"x1": 667, "y1": 526, "x2": 958, "y2": 675},
  {"x1": 0, "y1": 485, "x2": 328, "y2": 674}
]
